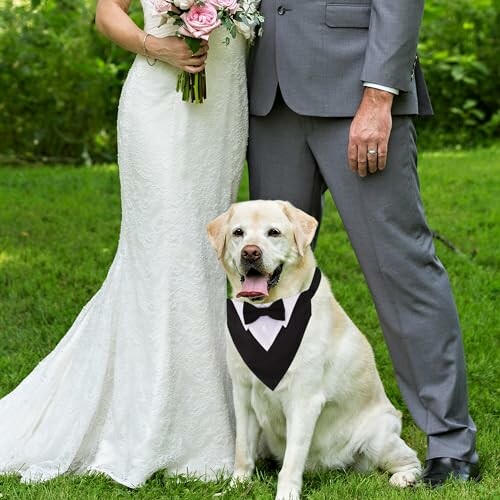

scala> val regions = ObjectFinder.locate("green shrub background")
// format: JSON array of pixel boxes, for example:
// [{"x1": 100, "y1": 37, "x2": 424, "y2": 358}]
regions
[{"x1": 0, "y1": 0, "x2": 498, "y2": 164}]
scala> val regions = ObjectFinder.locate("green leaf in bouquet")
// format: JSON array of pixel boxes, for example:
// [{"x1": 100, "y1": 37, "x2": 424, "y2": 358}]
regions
[
  {"x1": 221, "y1": 17, "x2": 237, "y2": 39},
  {"x1": 184, "y1": 37, "x2": 202, "y2": 55}
]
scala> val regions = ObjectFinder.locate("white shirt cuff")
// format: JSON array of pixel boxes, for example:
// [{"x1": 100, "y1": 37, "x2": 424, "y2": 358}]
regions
[{"x1": 363, "y1": 82, "x2": 400, "y2": 95}]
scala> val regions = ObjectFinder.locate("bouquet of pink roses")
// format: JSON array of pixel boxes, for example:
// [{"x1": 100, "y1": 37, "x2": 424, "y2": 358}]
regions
[{"x1": 151, "y1": 0, "x2": 264, "y2": 104}]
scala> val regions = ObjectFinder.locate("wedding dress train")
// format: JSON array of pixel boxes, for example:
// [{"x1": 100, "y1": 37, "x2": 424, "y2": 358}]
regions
[{"x1": 0, "y1": 1, "x2": 247, "y2": 487}]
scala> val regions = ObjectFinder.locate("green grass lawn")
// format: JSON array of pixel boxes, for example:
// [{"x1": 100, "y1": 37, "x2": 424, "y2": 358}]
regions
[{"x1": 0, "y1": 145, "x2": 499, "y2": 499}]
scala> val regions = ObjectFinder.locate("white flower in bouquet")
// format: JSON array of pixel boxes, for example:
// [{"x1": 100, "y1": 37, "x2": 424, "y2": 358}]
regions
[
  {"x1": 233, "y1": 19, "x2": 254, "y2": 40},
  {"x1": 233, "y1": 0, "x2": 263, "y2": 41},
  {"x1": 173, "y1": 0, "x2": 195, "y2": 10}
]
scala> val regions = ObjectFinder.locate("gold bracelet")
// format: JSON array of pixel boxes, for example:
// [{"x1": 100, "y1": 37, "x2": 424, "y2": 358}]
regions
[{"x1": 143, "y1": 33, "x2": 157, "y2": 66}]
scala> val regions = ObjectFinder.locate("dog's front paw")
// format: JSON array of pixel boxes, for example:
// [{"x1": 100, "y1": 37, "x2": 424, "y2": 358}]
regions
[
  {"x1": 275, "y1": 485, "x2": 301, "y2": 500},
  {"x1": 230, "y1": 470, "x2": 252, "y2": 488},
  {"x1": 389, "y1": 469, "x2": 419, "y2": 488}
]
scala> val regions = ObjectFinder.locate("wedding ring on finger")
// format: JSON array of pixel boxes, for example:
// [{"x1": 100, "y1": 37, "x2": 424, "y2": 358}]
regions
[{"x1": 367, "y1": 149, "x2": 378, "y2": 156}]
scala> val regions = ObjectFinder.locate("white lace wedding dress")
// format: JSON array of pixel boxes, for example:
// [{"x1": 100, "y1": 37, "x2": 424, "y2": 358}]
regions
[{"x1": 0, "y1": 1, "x2": 247, "y2": 488}]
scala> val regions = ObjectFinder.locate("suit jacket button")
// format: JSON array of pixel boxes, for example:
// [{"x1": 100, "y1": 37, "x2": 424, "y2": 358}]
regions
[{"x1": 277, "y1": 5, "x2": 286, "y2": 14}]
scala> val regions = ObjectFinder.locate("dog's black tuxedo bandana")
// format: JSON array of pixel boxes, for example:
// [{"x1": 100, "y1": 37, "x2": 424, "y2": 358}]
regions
[{"x1": 227, "y1": 267, "x2": 322, "y2": 390}]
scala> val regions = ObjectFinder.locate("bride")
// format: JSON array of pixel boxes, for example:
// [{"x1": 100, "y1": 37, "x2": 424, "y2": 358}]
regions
[{"x1": 0, "y1": 0, "x2": 247, "y2": 488}]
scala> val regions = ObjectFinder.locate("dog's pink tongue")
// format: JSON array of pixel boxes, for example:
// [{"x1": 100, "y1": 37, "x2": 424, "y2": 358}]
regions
[{"x1": 237, "y1": 276, "x2": 269, "y2": 298}]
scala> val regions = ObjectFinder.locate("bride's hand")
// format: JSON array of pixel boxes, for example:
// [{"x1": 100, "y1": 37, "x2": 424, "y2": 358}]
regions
[{"x1": 147, "y1": 36, "x2": 209, "y2": 73}]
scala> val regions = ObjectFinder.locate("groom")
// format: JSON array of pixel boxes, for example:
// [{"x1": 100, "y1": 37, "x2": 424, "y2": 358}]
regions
[{"x1": 247, "y1": 0, "x2": 479, "y2": 487}]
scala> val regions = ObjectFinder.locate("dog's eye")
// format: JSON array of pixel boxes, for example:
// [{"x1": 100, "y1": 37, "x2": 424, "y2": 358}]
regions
[
  {"x1": 268, "y1": 228, "x2": 281, "y2": 237},
  {"x1": 232, "y1": 228, "x2": 244, "y2": 237}
]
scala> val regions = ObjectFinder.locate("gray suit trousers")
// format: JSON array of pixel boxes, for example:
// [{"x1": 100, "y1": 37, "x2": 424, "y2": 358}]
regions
[{"x1": 248, "y1": 92, "x2": 478, "y2": 463}]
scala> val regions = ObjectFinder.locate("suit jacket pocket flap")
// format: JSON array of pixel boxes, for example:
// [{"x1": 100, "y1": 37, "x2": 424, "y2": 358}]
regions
[{"x1": 325, "y1": 4, "x2": 371, "y2": 28}]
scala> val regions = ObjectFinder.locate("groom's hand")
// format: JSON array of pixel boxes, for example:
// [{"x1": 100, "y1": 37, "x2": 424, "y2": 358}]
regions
[{"x1": 348, "y1": 87, "x2": 394, "y2": 177}]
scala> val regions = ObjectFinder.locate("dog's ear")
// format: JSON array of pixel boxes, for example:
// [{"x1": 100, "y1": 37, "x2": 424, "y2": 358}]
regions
[
  {"x1": 207, "y1": 206, "x2": 233, "y2": 260},
  {"x1": 280, "y1": 201, "x2": 318, "y2": 256}
]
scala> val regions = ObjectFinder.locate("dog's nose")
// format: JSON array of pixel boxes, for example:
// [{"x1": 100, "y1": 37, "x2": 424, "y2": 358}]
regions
[{"x1": 241, "y1": 245, "x2": 262, "y2": 262}]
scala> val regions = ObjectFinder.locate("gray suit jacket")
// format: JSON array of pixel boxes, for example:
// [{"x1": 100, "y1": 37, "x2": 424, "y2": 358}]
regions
[{"x1": 248, "y1": 0, "x2": 433, "y2": 117}]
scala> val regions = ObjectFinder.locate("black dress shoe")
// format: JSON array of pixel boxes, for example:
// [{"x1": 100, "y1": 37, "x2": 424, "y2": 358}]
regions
[{"x1": 421, "y1": 457, "x2": 481, "y2": 487}]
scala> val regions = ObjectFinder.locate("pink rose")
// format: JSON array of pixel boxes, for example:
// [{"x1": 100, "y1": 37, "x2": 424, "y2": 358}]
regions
[
  {"x1": 151, "y1": 0, "x2": 175, "y2": 15},
  {"x1": 179, "y1": 3, "x2": 221, "y2": 40},
  {"x1": 210, "y1": 0, "x2": 240, "y2": 14}
]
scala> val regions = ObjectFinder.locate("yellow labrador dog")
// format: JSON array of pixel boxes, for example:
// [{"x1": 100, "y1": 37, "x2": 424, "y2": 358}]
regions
[{"x1": 207, "y1": 200, "x2": 421, "y2": 500}]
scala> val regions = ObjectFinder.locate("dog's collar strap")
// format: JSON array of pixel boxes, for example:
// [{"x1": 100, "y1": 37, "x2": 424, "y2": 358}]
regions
[
  {"x1": 302, "y1": 266, "x2": 321, "y2": 300},
  {"x1": 227, "y1": 267, "x2": 322, "y2": 390}
]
